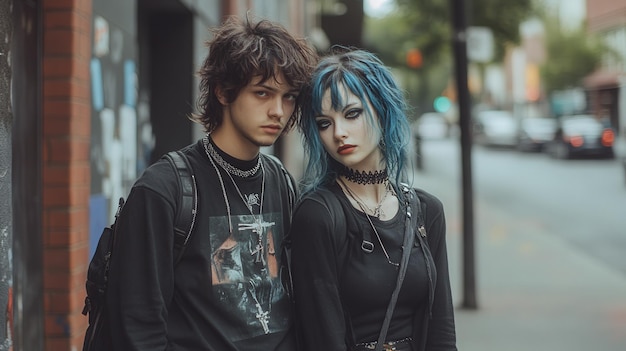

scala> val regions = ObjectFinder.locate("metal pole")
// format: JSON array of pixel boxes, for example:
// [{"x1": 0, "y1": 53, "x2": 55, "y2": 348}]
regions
[{"x1": 449, "y1": 0, "x2": 477, "y2": 309}]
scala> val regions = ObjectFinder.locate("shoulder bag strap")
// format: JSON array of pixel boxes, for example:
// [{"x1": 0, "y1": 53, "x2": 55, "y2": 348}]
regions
[{"x1": 374, "y1": 184, "x2": 420, "y2": 351}]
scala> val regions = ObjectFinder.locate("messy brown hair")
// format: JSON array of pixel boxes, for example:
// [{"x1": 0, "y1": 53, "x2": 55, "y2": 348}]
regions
[{"x1": 192, "y1": 16, "x2": 318, "y2": 133}]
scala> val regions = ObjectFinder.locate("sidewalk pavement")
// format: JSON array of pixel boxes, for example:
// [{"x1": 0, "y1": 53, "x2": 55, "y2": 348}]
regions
[{"x1": 414, "y1": 166, "x2": 626, "y2": 351}]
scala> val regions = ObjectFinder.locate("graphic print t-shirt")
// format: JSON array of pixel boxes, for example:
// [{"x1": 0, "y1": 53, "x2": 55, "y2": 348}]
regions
[
  {"x1": 195, "y1": 151, "x2": 294, "y2": 350},
  {"x1": 209, "y1": 210, "x2": 290, "y2": 340}
]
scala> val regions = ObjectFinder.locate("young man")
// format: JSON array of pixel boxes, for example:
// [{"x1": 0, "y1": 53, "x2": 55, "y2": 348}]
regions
[{"x1": 106, "y1": 16, "x2": 317, "y2": 350}]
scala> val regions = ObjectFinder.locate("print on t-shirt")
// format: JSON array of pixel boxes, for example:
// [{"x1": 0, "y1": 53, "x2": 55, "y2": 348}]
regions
[{"x1": 209, "y1": 211, "x2": 289, "y2": 341}]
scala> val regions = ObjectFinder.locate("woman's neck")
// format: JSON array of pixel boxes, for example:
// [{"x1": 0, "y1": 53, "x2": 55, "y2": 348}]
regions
[{"x1": 338, "y1": 176, "x2": 399, "y2": 220}]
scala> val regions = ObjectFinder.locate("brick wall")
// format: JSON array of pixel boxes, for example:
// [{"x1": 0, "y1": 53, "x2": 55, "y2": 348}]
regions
[
  {"x1": 586, "y1": 0, "x2": 626, "y2": 32},
  {"x1": 41, "y1": 0, "x2": 92, "y2": 349}
]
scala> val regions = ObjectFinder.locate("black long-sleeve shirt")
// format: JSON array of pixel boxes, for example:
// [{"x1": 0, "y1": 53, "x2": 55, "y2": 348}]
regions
[
  {"x1": 290, "y1": 183, "x2": 457, "y2": 351},
  {"x1": 106, "y1": 140, "x2": 296, "y2": 350}
]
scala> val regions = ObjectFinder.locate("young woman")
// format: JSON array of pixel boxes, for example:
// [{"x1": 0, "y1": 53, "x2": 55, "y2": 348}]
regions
[{"x1": 289, "y1": 48, "x2": 457, "y2": 351}]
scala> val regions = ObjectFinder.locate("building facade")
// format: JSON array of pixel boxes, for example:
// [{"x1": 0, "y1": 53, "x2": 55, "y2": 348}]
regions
[{"x1": 584, "y1": 0, "x2": 626, "y2": 137}]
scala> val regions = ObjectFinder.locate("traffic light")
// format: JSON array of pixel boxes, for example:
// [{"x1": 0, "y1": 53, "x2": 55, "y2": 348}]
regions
[
  {"x1": 406, "y1": 49, "x2": 422, "y2": 69},
  {"x1": 433, "y1": 96, "x2": 451, "y2": 113}
]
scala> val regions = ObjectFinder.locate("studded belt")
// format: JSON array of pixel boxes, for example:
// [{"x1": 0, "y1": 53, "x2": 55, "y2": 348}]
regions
[{"x1": 353, "y1": 337, "x2": 413, "y2": 351}]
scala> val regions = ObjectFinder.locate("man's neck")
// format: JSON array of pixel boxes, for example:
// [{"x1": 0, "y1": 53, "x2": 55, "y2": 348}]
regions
[{"x1": 210, "y1": 129, "x2": 260, "y2": 161}]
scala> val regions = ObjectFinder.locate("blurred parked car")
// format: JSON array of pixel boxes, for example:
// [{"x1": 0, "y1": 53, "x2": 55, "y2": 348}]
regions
[
  {"x1": 413, "y1": 112, "x2": 449, "y2": 140},
  {"x1": 516, "y1": 117, "x2": 558, "y2": 152},
  {"x1": 472, "y1": 110, "x2": 519, "y2": 147},
  {"x1": 546, "y1": 114, "x2": 615, "y2": 159}
]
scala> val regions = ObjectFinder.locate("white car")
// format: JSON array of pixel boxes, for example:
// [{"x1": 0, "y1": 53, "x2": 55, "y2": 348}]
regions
[
  {"x1": 472, "y1": 110, "x2": 519, "y2": 147},
  {"x1": 413, "y1": 112, "x2": 449, "y2": 140},
  {"x1": 517, "y1": 117, "x2": 558, "y2": 152}
]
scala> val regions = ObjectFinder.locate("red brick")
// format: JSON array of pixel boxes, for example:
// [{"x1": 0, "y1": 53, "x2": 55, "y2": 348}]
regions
[
  {"x1": 43, "y1": 271, "x2": 87, "y2": 293},
  {"x1": 44, "y1": 79, "x2": 72, "y2": 97},
  {"x1": 43, "y1": 185, "x2": 71, "y2": 207},
  {"x1": 44, "y1": 78, "x2": 90, "y2": 100},
  {"x1": 44, "y1": 309, "x2": 86, "y2": 337},
  {"x1": 45, "y1": 314, "x2": 68, "y2": 336},
  {"x1": 44, "y1": 0, "x2": 93, "y2": 16},
  {"x1": 45, "y1": 138, "x2": 91, "y2": 163},
  {"x1": 43, "y1": 0, "x2": 82, "y2": 11},
  {"x1": 44, "y1": 28, "x2": 79, "y2": 56},
  {"x1": 44, "y1": 10, "x2": 91, "y2": 38},
  {"x1": 43, "y1": 99, "x2": 83, "y2": 117},
  {"x1": 44, "y1": 288, "x2": 87, "y2": 315},
  {"x1": 43, "y1": 56, "x2": 82, "y2": 78},
  {"x1": 42, "y1": 140, "x2": 50, "y2": 165},
  {"x1": 43, "y1": 245, "x2": 87, "y2": 271},
  {"x1": 45, "y1": 207, "x2": 89, "y2": 230},
  {"x1": 44, "y1": 324, "x2": 89, "y2": 349},
  {"x1": 46, "y1": 228, "x2": 89, "y2": 247},
  {"x1": 75, "y1": 58, "x2": 90, "y2": 82},
  {"x1": 74, "y1": 330, "x2": 87, "y2": 348},
  {"x1": 43, "y1": 183, "x2": 90, "y2": 207},
  {"x1": 42, "y1": 115, "x2": 91, "y2": 138},
  {"x1": 41, "y1": 0, "x2": 93, "y2": 349},
  {"x1": 77, "y1": 31, "x2": 91, "y2": 60},
  {"x1": 45, "y1": 10, "x2": 80, "y2": 29},
  {"x1": 43, "y1": 269, "x2": 72, "y2": 290},
  {"x1": 43, "y1": 163, "x2": 90, "y2": 186},
  {"x1": 43, "y1": 99, "x2": 91, "y2": 121},
  {"x1": 46, "y1": 292, "x2": 71, "y2": 313},
  {"x1": 77, "y1": 11, "x2": 91, "y2": 34},
  {"x1": 46, "y1": 288, "x2": 87, "y2": 314},
  {"x1": 44, "y1": 337, "x2": 71, "y2": 351}
]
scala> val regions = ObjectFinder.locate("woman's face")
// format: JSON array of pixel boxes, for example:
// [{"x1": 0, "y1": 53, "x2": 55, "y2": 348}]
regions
[{"x1": 314, "y1": 84, "x2": 383, "y2": 171}]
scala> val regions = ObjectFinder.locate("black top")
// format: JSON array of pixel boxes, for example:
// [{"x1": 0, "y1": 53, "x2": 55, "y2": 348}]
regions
[
  {"x1": 290, "y1": 183, "x2": 457, "y2": 351},
  {"x1": 106, "y1": 139, "x2": 296, "y2": 350}
]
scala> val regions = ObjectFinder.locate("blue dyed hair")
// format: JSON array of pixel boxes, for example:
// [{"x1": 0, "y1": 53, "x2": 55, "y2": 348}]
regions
[{"x1": 299, "y1": 47, "x2": 411, "y2": 194}]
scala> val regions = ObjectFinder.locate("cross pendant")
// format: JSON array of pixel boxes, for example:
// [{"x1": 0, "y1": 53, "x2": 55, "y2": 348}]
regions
[
  {"x1": 249, "y1": 221, "x2": 265, "y2": 263},
  {"x1": 255, "y1": 303, "x2": 270, "y2": 334},
  {"x1": 250, "y1": 242, "x2": 265, "y2": 263}
]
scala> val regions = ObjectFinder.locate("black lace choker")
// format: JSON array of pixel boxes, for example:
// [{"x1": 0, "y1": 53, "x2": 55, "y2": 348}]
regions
[{"x1": 339, "y1": 167, "x2": 388, "y2": 185}]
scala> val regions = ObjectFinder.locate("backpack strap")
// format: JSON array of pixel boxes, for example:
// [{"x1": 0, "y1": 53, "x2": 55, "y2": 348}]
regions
[
  {"x1": 262, "y1": 153, "x2": 296, "y2": 216},
  {"x1": 164, "y1": 150, "x2": 198, "y2": 265}
]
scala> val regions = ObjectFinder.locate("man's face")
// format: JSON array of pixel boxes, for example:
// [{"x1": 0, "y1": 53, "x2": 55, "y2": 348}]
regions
[{"x1": 216, "y1": 73, "x2": 298, "y2": 159}]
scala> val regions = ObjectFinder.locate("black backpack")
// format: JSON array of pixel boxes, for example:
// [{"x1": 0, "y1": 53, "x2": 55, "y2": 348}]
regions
[{"x1": 81, "y1": 150, "x2": 197, "y2": 351}]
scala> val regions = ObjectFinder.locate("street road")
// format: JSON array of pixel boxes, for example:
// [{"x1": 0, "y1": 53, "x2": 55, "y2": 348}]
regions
[{"x1": 412, "y1": 138, "x2": 626, "y2": 276}]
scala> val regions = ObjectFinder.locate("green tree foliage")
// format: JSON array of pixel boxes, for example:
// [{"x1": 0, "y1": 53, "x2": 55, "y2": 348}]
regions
[
  {"x1": 362, "y1": 0, "x2": 534, "y2": 115},
  {"x1": 362, "y1": 3, "x2": 452, "y2": 116},
  {"x1": 388, "y1": 0, "x2": 534, "y2": 63},
  {"x1": 467, "y1": 0, "x2": 534, "y2": 60},
  {"x1": 363, "y1": 12, "x2": 419, "y2": 66},
  {"x1": 540, "y1": 17, "x2": 606, "y2": 93}
]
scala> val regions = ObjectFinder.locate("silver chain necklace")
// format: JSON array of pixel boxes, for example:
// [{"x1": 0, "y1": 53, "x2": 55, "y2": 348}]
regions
[
  {"x1": 339, "y1": 178, "x2": 400, "y2": 267},
  {"x1": 222, "y1": 159, "x2": 268, "y2": 265},
  {"x1": 202, "y1": 136, "x2": 266, "y2": 235},
  {"x1": 342, "y1": 180, "x2": 394, "y2": 219},
  {"x1": 203, "y1": 137, "x2": 273, "y2": 333},
  {"x1": 204, "y1": 135, "x2": 261, "y2": 177}
]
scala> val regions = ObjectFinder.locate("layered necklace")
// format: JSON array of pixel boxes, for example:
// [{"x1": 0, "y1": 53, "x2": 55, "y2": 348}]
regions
[
  {"x1": 338, "y1": 177, "x2": 400, "y2": 267},
  {"x1": 203, "y1": 135, "x2": 273, "y2": 333},
  {"x1": 204, "y1": 138, "x2": 261, "y2": 178},
  {"x1": 203, "y1": 136, "x2": 266, "y2": 236}
]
